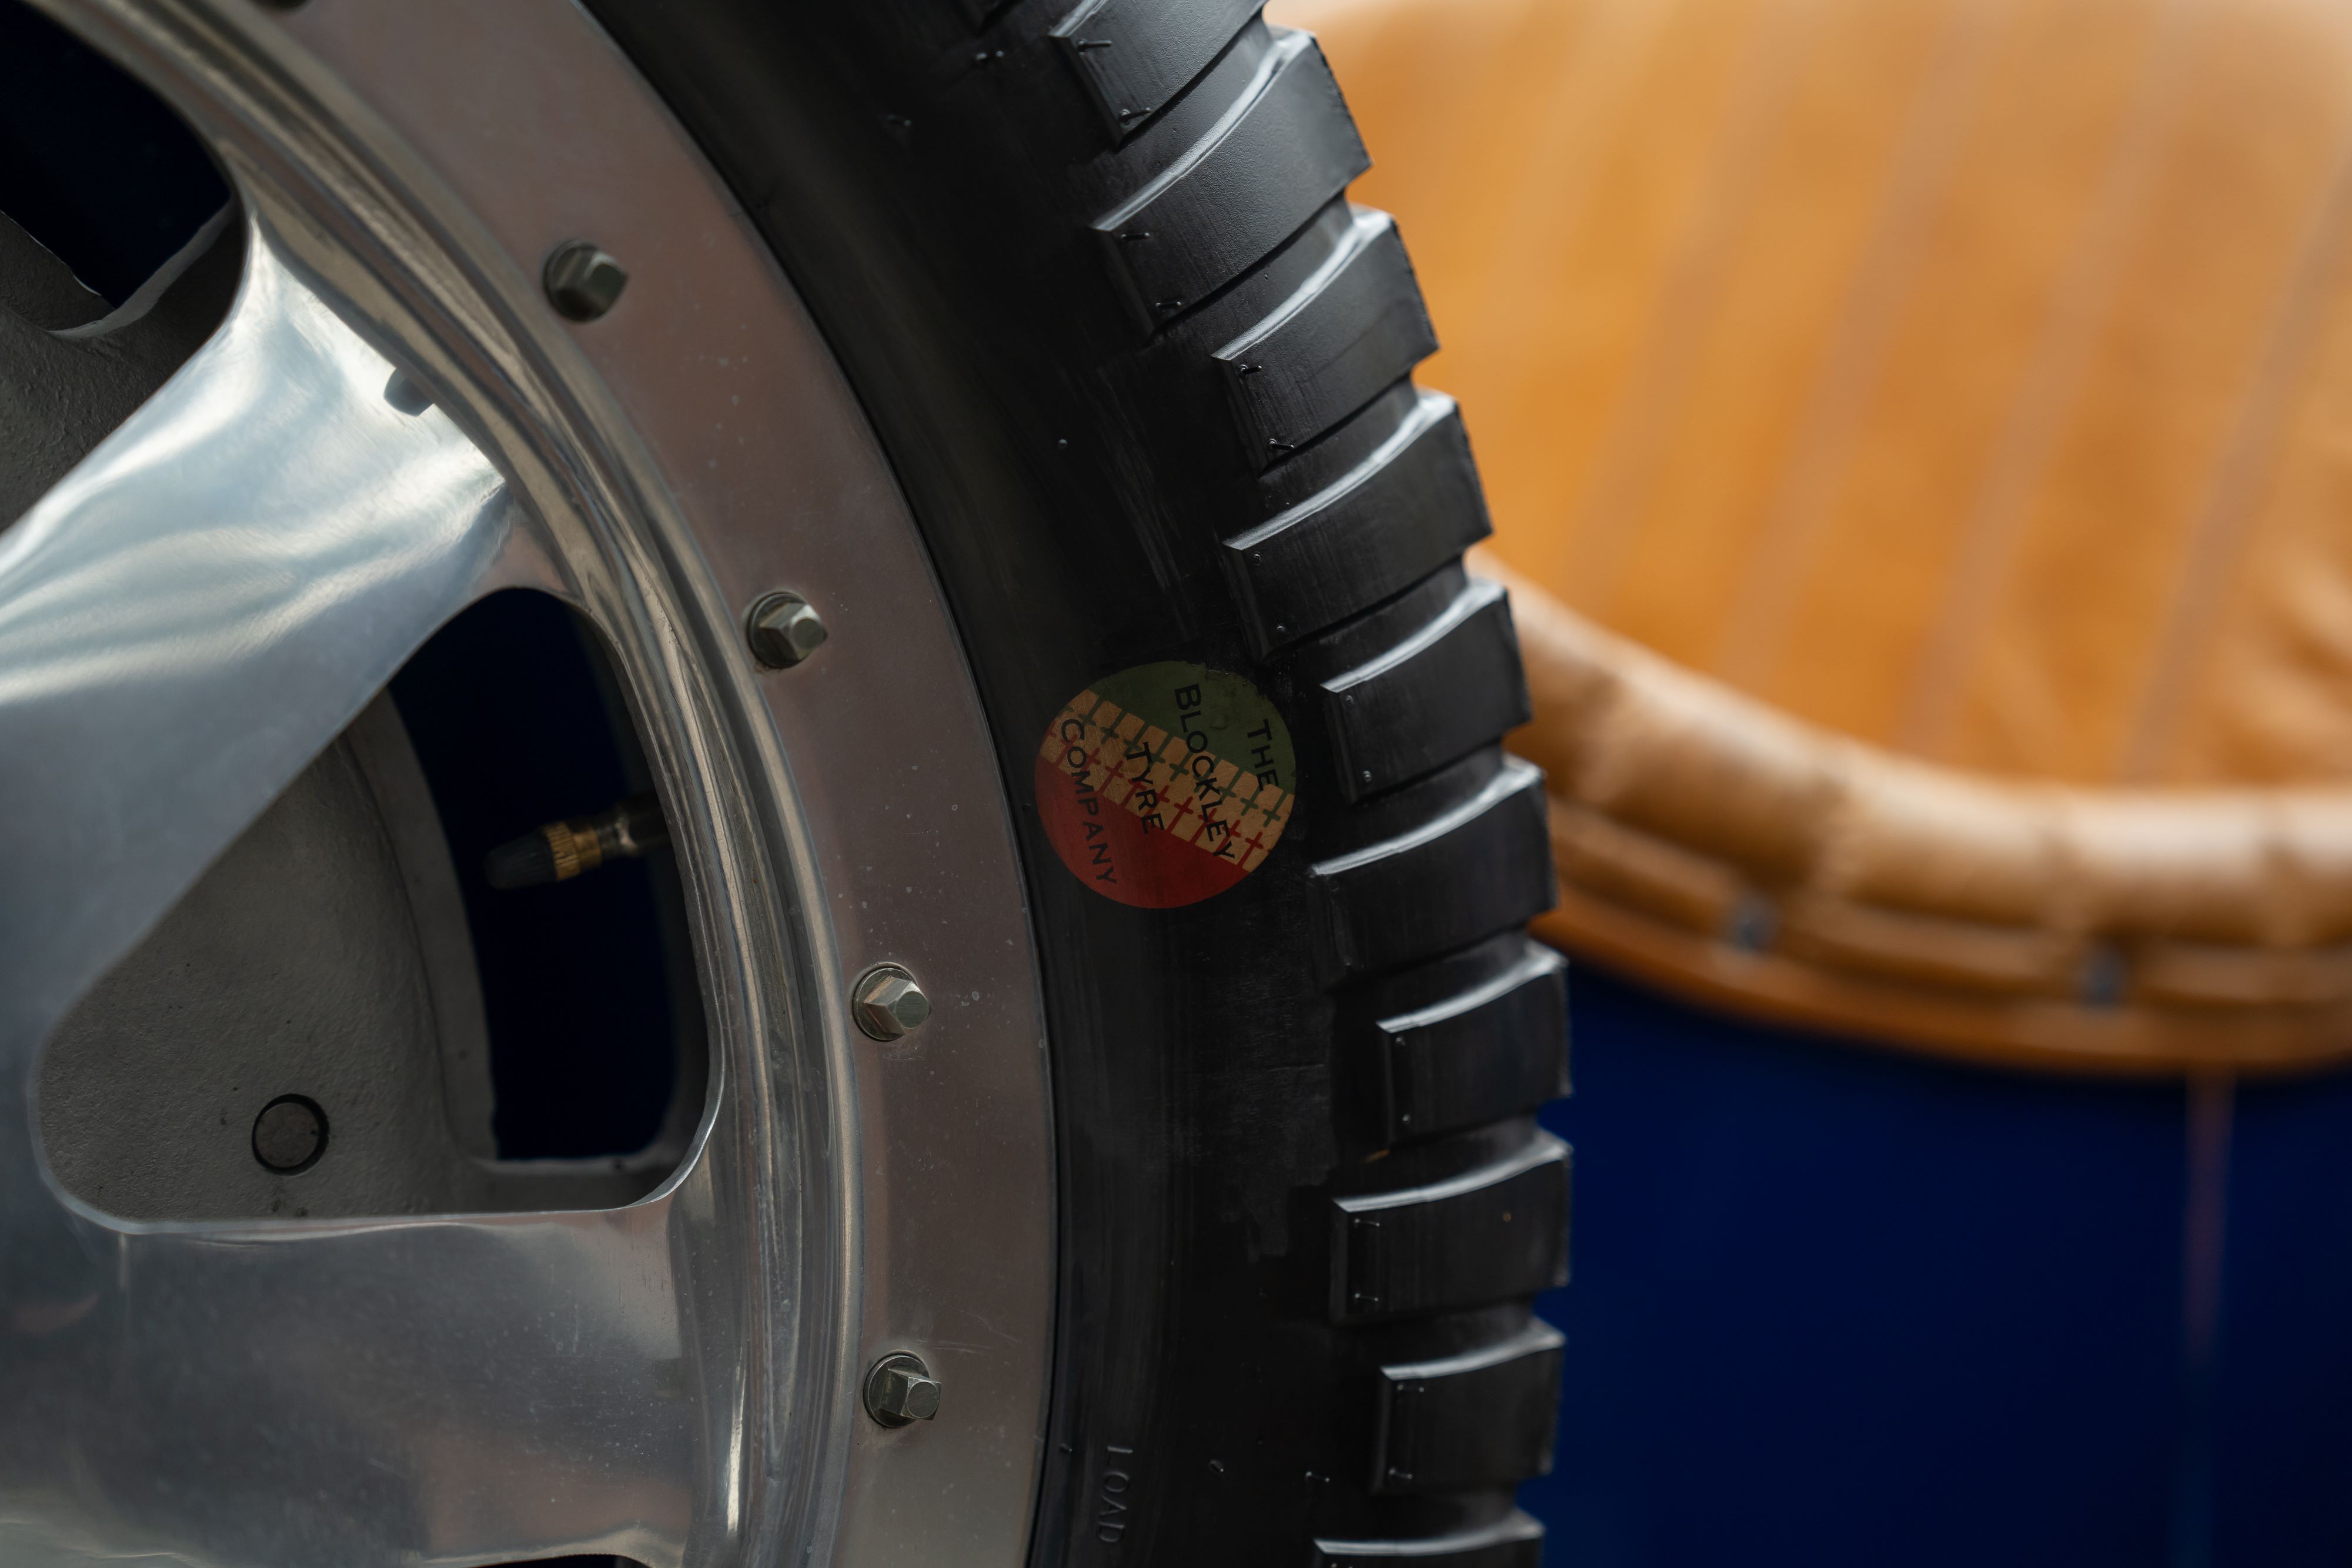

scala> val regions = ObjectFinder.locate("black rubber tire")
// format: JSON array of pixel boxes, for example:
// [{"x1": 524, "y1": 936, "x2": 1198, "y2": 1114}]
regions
[{"x1": 584, "y1": 5, "x2": 1571, "y2": 1565}]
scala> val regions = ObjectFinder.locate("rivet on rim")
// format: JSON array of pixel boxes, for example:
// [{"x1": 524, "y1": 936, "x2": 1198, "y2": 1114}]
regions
[
  {"x1": 853, "y1": 963, "x2": 931, "y2": 1041},
  {"x1": 542, "y1": 239, "x2": 629, "y2": 322},
  {"x1": 746, "y1": 591, "x2": 828, "y2": 669},
  {"x1": 864, "y1": 1352, "x2": 941, "y2": 1426}
]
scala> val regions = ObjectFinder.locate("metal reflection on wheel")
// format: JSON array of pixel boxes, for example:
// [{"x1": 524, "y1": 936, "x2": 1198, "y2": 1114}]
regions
[{"x1": 0, "y1": 2, "x2": 1053, "y2": 1564}]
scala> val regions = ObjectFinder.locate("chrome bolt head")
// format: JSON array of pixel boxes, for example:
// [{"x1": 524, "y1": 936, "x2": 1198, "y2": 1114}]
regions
[
  {"x1": 543, "y1": 239, "x2": 629, "y2": 322},
  {"x1": 864, "y1": 1352, "x2": 941, "y2": 1427},
  {"x1": 854, "y1": 963, "x2": 931, "y2": 1041},
  {"x1": 746, "y1": 591, "x2": 828, "y2": 669}
]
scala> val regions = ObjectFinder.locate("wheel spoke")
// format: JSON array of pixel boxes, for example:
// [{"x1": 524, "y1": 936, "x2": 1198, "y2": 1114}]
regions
[
  {"x1": 0, "y1": 222, "x2": 659, "y2": 1566},
  {"x1": 3, "y1": 1207, "x2": 702, "y2": 1565},
  {"x1": 0, "y1": 218, "x2": 510, "y2": 1059}
]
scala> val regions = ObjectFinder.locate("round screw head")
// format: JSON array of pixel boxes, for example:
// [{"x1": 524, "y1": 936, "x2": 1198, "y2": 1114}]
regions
[
  {"x1": 746, "y1": 591, "x2": 828, "y2": 669},
  {"x1": 853, "y1": 963, "x2": 931, "y2": 1041},
  {"x1": 864, "y1": 1352, "x2": 941, "y2": 1426},
  {"x1": 543, "y1": 239, "x2": 629, "y2": 322},
  {"x1": 251, "y1": 1095, "x2": 329, "y2": 1174}
]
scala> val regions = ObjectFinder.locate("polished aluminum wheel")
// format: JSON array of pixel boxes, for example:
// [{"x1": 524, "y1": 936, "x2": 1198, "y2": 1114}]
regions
[{"x1": 1, "y1": 2, "x2": 1053, "y2": 1563}]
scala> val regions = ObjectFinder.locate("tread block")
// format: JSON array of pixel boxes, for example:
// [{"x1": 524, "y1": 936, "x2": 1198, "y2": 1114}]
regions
[
  {"x1": 1094, "y1": 29, "x2": 1368, "y2": 326},
  {"x1": 1324, "y1": 577, "x2": 1531, "y2": 801},
  {"x1": 1372, "y1": 1321, "x2": 1565, "y2": 1493},
  {"x1": 1314, "y1": 1512, "x2": 1545, "y2": 1568},
  {"x1": 1331, "y1": 1135, "x2": 1569, "y2": 1323},
  {"x1": 1312, "y1": 755, "x2": 1555, "y2": 977},
  {"x1": 1374, "y1": 941, "x2": 1567, "y2": 1146},
  {"x1": 1225, "y1": 390, "x2": 1489, "y2": 654},
  {"x1": 1216, "y1": 208, "x2": 1435, "y2": 465},
  {"x1": 1053, "y1": 0, "x2": 1262, "y2": 139}
]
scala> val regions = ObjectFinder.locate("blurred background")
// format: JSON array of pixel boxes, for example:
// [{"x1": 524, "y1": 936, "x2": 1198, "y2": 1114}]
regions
[{"x1": 1269, "y1": 0, "x2": 2352, "y2": 1561}]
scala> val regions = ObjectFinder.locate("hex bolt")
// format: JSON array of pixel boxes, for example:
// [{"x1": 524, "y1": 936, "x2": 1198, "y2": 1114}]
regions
[
  {"x1": 251, "y1": 1095, "x2": 329, "y2": 1175},
  {"x1": 746, "y1": 591, "x2": 828, "y2": 669},
  {"x1": 864, "y1": 1351, "x2": 942, "y2": 1427},
  {"x1": 543, "y1": 239, "x2": 629, "y2": 322},
  {"x1": 853, "y1": 963, "x2": 931, "y2": 1041}
]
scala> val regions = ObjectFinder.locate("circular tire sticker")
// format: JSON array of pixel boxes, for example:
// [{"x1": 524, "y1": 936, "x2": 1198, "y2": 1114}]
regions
[{"x1": 1034, "y1": 661, "x2": 1296, "y2": 908}]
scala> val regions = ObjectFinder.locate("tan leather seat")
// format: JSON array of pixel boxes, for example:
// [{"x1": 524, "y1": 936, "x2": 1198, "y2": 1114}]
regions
[{"x1": 1274, "y1": 0, "x2": 2352, "y2": 1069}]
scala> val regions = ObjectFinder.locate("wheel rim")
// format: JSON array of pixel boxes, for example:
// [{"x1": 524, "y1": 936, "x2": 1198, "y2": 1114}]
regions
[{"x1": 0, "y1": 2, "x2": 1055, "y2": 1564}]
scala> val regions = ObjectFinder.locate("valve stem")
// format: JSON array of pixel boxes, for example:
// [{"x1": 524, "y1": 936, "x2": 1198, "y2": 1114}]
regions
[{"x1": 485, "y1": 792, "x2": 669, "y2": 890}]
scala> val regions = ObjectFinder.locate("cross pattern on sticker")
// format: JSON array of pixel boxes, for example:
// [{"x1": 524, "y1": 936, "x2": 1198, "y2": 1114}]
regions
[{"x1": 1033, "y1": 661, "x2": 1296, "y2": 909}]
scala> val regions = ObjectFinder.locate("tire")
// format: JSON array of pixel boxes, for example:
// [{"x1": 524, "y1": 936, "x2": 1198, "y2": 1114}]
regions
[{"x1": 583, "y1": 5, "x2": 1571, "y2": 1564}]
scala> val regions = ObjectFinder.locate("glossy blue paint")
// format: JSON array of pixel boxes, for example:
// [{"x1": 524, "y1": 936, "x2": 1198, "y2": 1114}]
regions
[
  {"x1": 2209, "y1": 1068, "x2": 2352, "y2": 1566},
  {"x1": 1522, "y1": 965, "x2": 2201, "y2": 1567}
]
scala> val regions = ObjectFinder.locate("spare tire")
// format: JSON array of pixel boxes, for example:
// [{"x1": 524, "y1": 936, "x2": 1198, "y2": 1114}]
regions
[{"x1": 584, "y1": 4, "x2": 1571, "y2": 1563}]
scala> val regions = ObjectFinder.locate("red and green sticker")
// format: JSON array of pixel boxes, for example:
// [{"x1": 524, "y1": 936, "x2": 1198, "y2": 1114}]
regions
[{"x1": 1034, "y1": 661, "x2": 1296, "y2": 908}]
